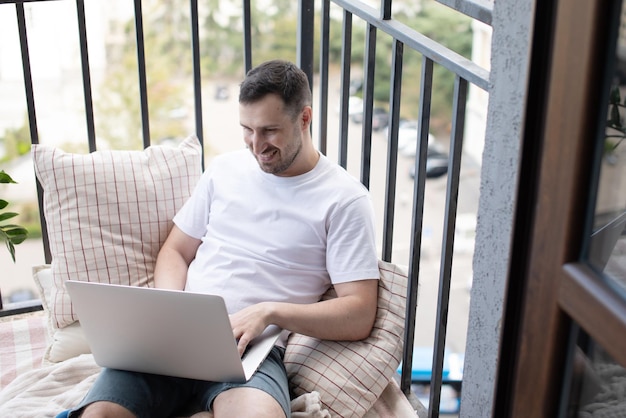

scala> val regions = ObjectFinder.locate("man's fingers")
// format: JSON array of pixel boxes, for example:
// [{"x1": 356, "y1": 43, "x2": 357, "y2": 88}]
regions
[{"x1": 237, "y1": 334, "x2": 251, "y2": 357}]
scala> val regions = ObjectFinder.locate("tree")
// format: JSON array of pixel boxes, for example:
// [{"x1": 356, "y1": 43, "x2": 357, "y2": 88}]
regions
[
  {"x1": 95, "y1": 0, "x2": 193, "y2": 149},
  {"x1": 0, "y1": 115, "x2": 31, "y2": 164}
]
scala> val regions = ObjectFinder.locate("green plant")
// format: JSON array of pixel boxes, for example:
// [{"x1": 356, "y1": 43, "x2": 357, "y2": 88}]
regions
[
  {"x1": 606, "y1": 86, "x2": 626, "y2": 155},
  {"x1": 0, "y1": 170, "x2": 28, "y2": 262}
]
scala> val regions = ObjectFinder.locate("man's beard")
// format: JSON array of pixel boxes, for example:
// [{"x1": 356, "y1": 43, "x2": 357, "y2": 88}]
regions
[{"x1": 256, "y1": 131, "x2": 302, "y2": 175}]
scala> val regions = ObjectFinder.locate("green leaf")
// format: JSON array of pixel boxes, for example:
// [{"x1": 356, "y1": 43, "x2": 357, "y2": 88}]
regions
[
  {"x1": 10, "y1": 235, "x2": 28, "y2": 245},
  {"x1": 5, "y1": 224, "x2": 27, "y2": 231},
  {"x1": 610, "y1": 86, "x2": 621, "y2": 104},
  {"x1": 4, "y1": 240, "x2": 16, "y2": 262},
  {"x1": 5, "y1": 225, "x2": 28, "y2": 236},
  {"x1": 0, "y1": 212, "x2": 18, "y2": 222},
  {"x1": 0, "y1": 171, "x2": 17, "y2": 184},
  {"x1": 0, "y1": 199, "x2": 7, "y2": 210},
  {"x1": 610, "y1": 103, "x2": 622, "y2": 128}
]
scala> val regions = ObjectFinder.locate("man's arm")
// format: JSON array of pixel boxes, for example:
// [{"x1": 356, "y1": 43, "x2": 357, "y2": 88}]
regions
[
  {"x1": 153, "y1": 225, "x2": 201, "y2": 290},
  {"x1": 229, "y1": 278, "x2": 379, "y2": 356}
]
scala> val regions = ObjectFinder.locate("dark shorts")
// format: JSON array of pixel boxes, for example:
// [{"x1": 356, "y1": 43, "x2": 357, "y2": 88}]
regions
[{"x1": 68, "y1": 346, "x2": 290, "y2": 418}]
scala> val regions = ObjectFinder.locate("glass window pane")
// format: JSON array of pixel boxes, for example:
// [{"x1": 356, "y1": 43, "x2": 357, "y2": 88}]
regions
[
  {"x1": 587, "y1": 0, "x2": 626, "y2": 297},
  {"x1": 565, "y1": 332, "x2": 626, "y2": 417}
]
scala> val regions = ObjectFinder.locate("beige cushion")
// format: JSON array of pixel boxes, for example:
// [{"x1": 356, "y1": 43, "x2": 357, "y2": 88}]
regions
[
  {"x1": 284, "y1": 259, "x2": 409, "y2": 417},
  {"x1": 32, "y1": 265, "x2": 90, "y2": 363},
  {"x1": 32, "y1": 136, "x2": 202, "y2": 331}
]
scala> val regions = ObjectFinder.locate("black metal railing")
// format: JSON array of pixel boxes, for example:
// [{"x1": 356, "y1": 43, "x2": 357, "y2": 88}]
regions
[{"x1": 0, "y1": 1, "x2": 491, "y2": 416}]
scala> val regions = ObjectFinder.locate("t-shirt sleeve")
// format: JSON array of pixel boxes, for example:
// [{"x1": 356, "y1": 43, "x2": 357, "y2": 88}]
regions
[
  {"x1": 326, "y1": 194, "x2": 379, "y2": 284},
  {"x1": 173, "y1": 169, "x2": 212, "y2": 240}
]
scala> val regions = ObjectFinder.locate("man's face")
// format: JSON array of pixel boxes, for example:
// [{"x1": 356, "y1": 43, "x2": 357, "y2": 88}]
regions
[{"x1": 239, "y1": 94, "x2": 304, "y2": 177}]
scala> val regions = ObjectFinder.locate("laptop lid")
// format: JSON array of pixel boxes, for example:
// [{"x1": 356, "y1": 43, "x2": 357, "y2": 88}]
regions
[{"x1": 65, "y1": 280, "x2": 281, "y2": 383}]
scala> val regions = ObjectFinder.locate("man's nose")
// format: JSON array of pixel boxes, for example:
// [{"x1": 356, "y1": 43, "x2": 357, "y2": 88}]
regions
[{"x1": 249, "y1": 131, "x2": 264, "y2": 150}]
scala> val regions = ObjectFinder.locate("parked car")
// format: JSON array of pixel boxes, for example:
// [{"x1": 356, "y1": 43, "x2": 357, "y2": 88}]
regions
[
  {"x1": 343, "y1": 96, "x2": 363, "y2": 119},
  {"x1": 409, "y1": 149, "x2": 449, "y2": 179},
  {"x1": 214, "y1": 85, "x2": 229, "y2": 100},
  {"x1": 351, "y1": 106, "x2": 389, "y2": 130},
  {"x1": 395, "y1": 120, "x2": 445, "y2": 157},
  {"x1": 371, "y1": 108, "x2": 389, "y2": 131}
]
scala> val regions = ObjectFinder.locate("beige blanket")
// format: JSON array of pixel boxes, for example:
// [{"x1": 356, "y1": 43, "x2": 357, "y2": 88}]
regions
[{"x1": 0, "y1": 354, "x2": 330, "y2": 418}]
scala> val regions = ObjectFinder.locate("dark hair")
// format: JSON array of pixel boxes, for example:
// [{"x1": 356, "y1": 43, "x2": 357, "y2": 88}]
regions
[{"x1": 239, "y1": 60, "x2": 312, "y2": 119}]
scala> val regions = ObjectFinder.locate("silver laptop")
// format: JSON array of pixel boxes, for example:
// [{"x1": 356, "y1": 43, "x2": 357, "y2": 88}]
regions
[{"x1": 65, "y1": 280, "x2": 281, "y2": 383}]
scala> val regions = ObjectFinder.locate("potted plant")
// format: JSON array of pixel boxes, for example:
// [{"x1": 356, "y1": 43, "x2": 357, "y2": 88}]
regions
[{"x1": 0, "y1": 170, "x2": 28, "y2": 262}]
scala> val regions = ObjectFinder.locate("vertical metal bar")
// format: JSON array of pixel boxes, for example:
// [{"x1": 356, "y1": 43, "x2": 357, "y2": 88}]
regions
[
  {"x1": 297, "y1": 0, "x2": 314, "y2": 92},
  {"x1": 134, "y1": 0, "x2": 150, "y2": 148},
  {"x1": 242, "y1": 0, "x2": 252, "y2": 74},
  {"x1": 317, "y1": 0, "x2": 331, "y2": 155},
  {"x1": 190, "y1": 0, "x2": 204, "y2": 169},
  {"x1": 381, "y1": 39, "x2": 403, "y2": 262},
  {"x1": 401, "y1": 56, "x2": 433, "y2": 394},
  {"x1": 360, "y1": 23, "x2": 377, "y2": 189},
  {"x1": 16, "y1": 3, "x2": 51, "y2": 264},
  {"x1": 75, "y1": 0, "x2": 96, "y2": 152},
  {"x1": 380, "y1": 0, "x2": 392, "y2": 20},
  {"x1": 338, "y1": 10, "x2": 352, "y2": 169},
  {"x1": 16, "y1": 4, "x2": 38, "y2": 147},
  {"x1": 429, "y1": 76, "x2": 467, "y2": 418}
]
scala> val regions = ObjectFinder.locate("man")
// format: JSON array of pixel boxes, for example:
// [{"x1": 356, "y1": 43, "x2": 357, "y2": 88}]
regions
[{"x1": 63, "y1": 60, "x2": 379, "y2": 418}]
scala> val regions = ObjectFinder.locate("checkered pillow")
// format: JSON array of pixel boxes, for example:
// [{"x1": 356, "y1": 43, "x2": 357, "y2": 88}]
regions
[
  {"x1": 284, "y1": 260, "x2": 409, "y2": 417},
  {"x1": 32, "y1": 136, "x2": 202, "y2": 330}
]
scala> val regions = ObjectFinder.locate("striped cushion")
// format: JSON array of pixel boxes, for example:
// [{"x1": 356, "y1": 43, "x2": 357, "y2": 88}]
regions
[
  {"x1": 32, "y1": 136, "x2": 202, "y2": 330},
  {"x1": 0, "y1": 313, "x2": 48, "y2": 390},
  {"x1": 284, "y1": 260, "x2": 409, "y2": 417}
]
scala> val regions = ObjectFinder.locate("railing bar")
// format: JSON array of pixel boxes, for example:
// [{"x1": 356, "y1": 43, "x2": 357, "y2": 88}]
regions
[
  {"x1": 242, "y1": 0, "x2": 252, "y2": 74},
  {"x1": 435, "y1": 0, "x2": 493, "y2": 25},
  {"x1": 75, "y1": 0, "x2": 96, "y2": 152},
  {"x1": 359, "y1": 23, "x2": 377, "y2": 189},
  {"x1": 1, "y1": 0, "x2": 61, "y2": 3},
  {"x1": 297, "y1": 0, "x2": 315, "y2": 93},
  {"x1": 317, "y1": 0, "x2": 331, "y2": 155},
  {"x1": 16, "y1": 3, "x2": 51, "y2": 264},
  {"x1": 189, "y1": 0, "x2": 204, "y2": 169},
  {"x1": 133, "y1": 0, "x2": 150, "y2": 148},
  {"x1": 16, "y1": 3, "x2": 38, "y2": 146},
  {"x1": 380, "y1": 0, "x2": 392, "y2": 20},
  {"x1": 429, "y1": 76, "x2": 468, "y2": 418},
  {"x1": 0, "y1": 300, "x2": 43, "y2": 317},
  {"x1": 381, "y1": 39, "x2": 403, "y2": 262},
  {"x1": 337, "y1": 9, "x2": 352, "y2": 169},
  {"x1": 401, "y1": 56, "x2": 433, "y2": 393},
  {"x1": 332, "y1": 0, "x2": 490, "y2": 91}
]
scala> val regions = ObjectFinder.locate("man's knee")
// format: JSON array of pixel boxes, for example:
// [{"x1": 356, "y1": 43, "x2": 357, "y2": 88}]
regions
[
  {"x1": 213, "y1": 387, "x2": 286, "y2": 418},
  {"x1": 77, "y1": 401, "x2": 136, "y2": 418}
]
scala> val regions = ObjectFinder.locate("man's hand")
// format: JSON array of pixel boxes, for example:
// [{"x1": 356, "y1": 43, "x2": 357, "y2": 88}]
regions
[{"x1": 229, "y1": 302, "x2": 273, "y2": 356}]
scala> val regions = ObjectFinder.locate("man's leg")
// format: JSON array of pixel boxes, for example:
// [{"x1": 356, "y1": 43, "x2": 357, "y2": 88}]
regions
[
  {"x1": 199, "y1": 347, "x2": 290, "y2": 418},
  {"x1": 76, "y1": 401, "x2": 136, "y2": 418},
  {"x1": 213, "y1": 387, "x2": 286, "y2": 418},
  {"x1": 68, "y1": 368, "x2": 197, "y2": 418}
]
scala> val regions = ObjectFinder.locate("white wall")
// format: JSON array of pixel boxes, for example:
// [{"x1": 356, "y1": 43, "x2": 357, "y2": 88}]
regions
[
  {"x1": 464, "y1": 19, "x2": 492, "y2": 166},
  {"x1": 460, "y1": 0, "x2": 535, "y2": 416}
]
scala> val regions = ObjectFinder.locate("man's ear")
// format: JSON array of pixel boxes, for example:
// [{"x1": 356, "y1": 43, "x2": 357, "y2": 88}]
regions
[{"x1": 301, "y1": 106, "x2": 313, "y2": 130}]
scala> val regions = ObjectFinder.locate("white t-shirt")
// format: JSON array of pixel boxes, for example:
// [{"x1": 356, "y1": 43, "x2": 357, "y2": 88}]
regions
[{"x1": 173, "y1": 149, "x2": 379, "y2": 317}]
